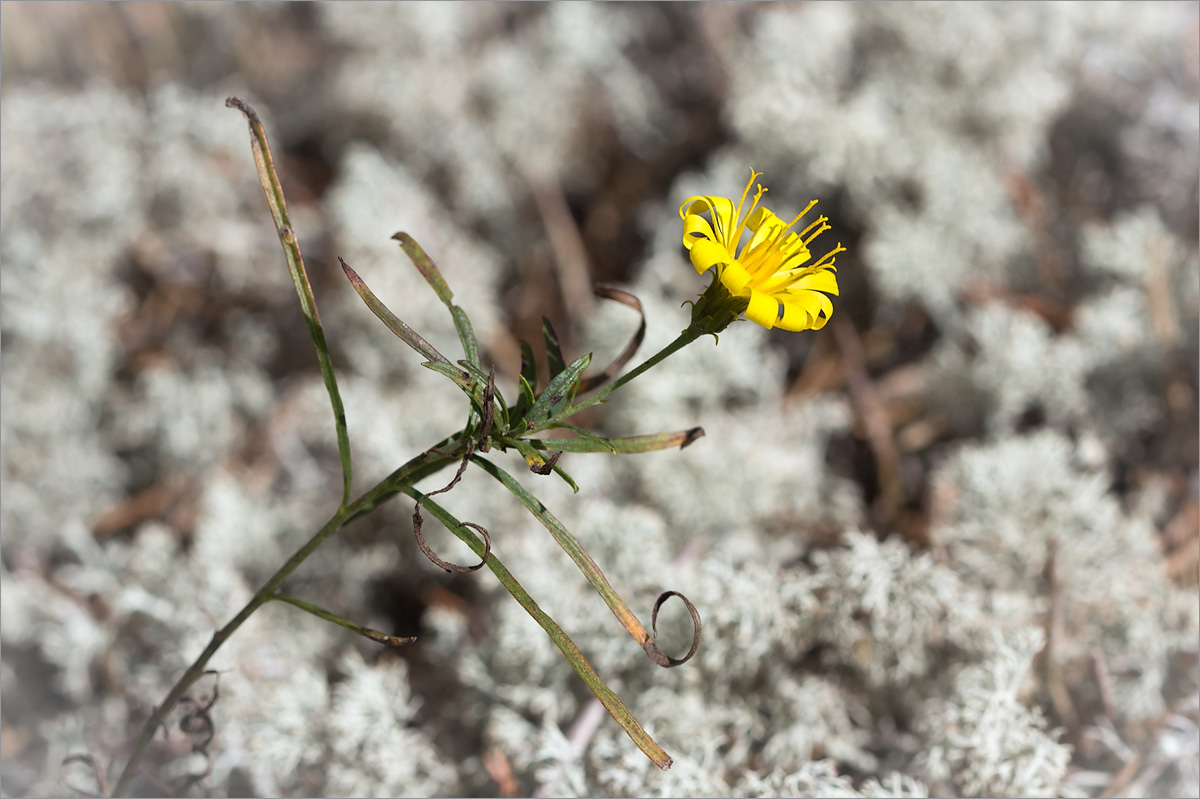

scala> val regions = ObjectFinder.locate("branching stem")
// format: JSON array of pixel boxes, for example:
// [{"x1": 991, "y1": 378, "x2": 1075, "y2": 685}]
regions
[{"x1": 110, "y1": 434, "x2": 468, "y2": 798}]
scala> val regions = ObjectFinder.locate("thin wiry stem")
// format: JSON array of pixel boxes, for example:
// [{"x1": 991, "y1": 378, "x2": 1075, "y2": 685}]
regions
[{"x1": 110, "y1": 435, "x2": 467, "y2": 798}]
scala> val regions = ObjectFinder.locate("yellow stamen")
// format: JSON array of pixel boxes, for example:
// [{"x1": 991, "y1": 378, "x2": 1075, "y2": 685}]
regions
[
  {"x1": 783, "y1": 199, "x2": 820, "y2": 234},
  {"x1": 800, "y1": 216, "x2": 830, "y2": 246},
  {"x1": 807, "y1": 243, "x2": 845, "y2": 272},
  {"x1": 728, "y1": 170, "x2": 761, "y2": 249}
]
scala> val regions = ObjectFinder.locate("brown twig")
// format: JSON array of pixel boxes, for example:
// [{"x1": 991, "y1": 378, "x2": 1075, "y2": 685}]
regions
[
  {"x1": 1006, "y1": 166, "x2": 1067, "y2": 291},
  {"x1": 91, "y1": 475, "x2": 193, "y2": 540},
  {"x1": 1143, "y1": 229, "x2": 1181, "y2": 347},
  {"x1": 482, "y1": 749, "x2": 523, "y2": 798},
  {"x1": 832, "y1": 317, "x2": 906, "y2": 531},
  {"x1": 1099, "y1": 752, "x2": 1145, "y2": 799},
  {"x1": 1042, "y1": 541, "x2": 1078, "y2": 729},
  {"x1": 527, "y1": 172, "x2": 595, "y2": 322},
  {"x1": 1092, "y1": 647, "x2": 1118, "y2": 723}
]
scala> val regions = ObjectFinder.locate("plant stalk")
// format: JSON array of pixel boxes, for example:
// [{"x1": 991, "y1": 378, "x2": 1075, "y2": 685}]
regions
[
  {"x1": 110, "y1": 435, "x2": 467, "y2": 798},
  {"x1": 564, "y1": 329, "x2": 698, "y2": 419}
]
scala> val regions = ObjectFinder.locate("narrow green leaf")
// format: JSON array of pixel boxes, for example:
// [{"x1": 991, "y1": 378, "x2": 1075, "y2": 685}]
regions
[
  {"x1": 227, "y1": 97, "x2": 352, "y2": 510},
  {"x1": 534, "y1": 427, "x2": 706, "y2": 454},
  {"x1": 269, "y1": 593, "x2": 415, "y2": 646},
  {"x1": 469, "y1": 455, "x2": 656, "y2": 653},
  {"x1": 339, "y1": 258, "x2": 453, "y2": 369},
  {"x1": 392, "y1": 232, "x2": 454, "y2": 306},
  {"x1": 420, "y1": 359, "x2": 477, "y2": 398},
  {"x1": 399, "y1": 487, "x2": 673, "y2": 771},
  {"x1": 540, "y1": 422, "x2": 618, "y2": 453},
  {"x1": 542, "y1": 316, "x2": 567, "y2": 379},
  {"x1": 450, "y1": 305, "x2": 480, "y2": 370},
  {"x1": 510, "y1": 341, "x2": 539, "y2": 426},
  {"x1": 511, "y1": 375, "x2": 537, "y2": 433},
  {"x1": 551, "y1": 462, "x2": 580, "y2": 494},
  {"x1": 520, "y1": 340, "x2": 539, "y2": 391},
  {"x1": 526, "y1": 353, "x2": 591, "y2": 429},
  {"x1": 392, "y1": 233, "x2": 483, "y2": 372}
]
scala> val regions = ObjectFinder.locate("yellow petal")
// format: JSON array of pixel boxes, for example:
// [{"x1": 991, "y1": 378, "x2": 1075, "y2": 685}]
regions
[
  {"x1": 718, "y1": 260, "x2": 754, "y2": 295},
  {"x1": 680, "y1": 196, "x2": 737, "y2": 246},
  {"x1": 744, "y1": 290, "x2": 779, "y2": 329},
  {"x1": 777, "y1": 291, "x2": 834, "y2": 331},
  {"x1": 747, "y1": 207, "x2": 786, "y2": 240},
  {"x1": 682, "y1": 213, "x2": 718, "y2": 251},
  {"x1": 689, "y1": 239, "x2": 732, "y2": 274},
  {"x1": 793, "y1": 270, "x2": 839, "y2": 295}
]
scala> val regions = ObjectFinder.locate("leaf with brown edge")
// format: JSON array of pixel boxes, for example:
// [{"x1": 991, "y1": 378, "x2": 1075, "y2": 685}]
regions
[{"x1": 577, "y1": 285, "x2": 647, "y2": 394}]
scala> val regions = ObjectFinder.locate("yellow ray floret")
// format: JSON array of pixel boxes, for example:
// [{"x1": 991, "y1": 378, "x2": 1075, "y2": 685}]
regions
[{"x1": 679, "y1": 169, "x2": 843, "y2": 331}]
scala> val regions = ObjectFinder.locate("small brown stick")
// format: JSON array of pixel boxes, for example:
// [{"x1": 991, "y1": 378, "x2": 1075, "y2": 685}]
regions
[
  {"x1": 1143, "y1": 230, "x2": 1181, "y2": 347},
  {"x1": 1099, "y1": 752, "x2": 1145, "y2": 799},
  {"x1": 1092, "y1": 647, "x2": 1118, "y2": 723},
  {"x1": 1041, "y1": 541, "x2": 1078, "y2": 729},
  {"x1": 91, "y1": 475, "x2": 192, "y2": 540},
  {"x1": 527, "y1": 172, "x2": 595, "y2": 321},
  {"x1": 1164, "y1": 496, "x2": 1199, "y2": 586},
  {"x1": 1005, "y1": 166, "x2": 1067, "y2": 291},
  {"x1": 832, "y1": 317, "x2": 906, "y2": 531},
  {"x1": 482, "y1": 748, "x2": 523, "y2": 798}
]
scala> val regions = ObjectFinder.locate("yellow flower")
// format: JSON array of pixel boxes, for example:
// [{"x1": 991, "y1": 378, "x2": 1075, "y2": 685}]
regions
[{"x1": 680, "y1": 169, "x2": 843, "y2": 331}]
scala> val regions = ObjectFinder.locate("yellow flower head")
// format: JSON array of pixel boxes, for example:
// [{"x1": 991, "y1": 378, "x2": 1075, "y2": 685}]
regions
[{"x1": 680, "y1": 169, "x2": 843, "y2": 331}]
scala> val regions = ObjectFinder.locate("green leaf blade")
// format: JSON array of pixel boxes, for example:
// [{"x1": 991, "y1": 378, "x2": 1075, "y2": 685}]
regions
[
  {"x1": 542, "y1": 316, "x2": 567, "y2": 379},
  {"x1": 535, "y1": 428, "x2": 705, "y2": 454},
  {"x1": 392, "y1": 232, "x2": 454, "y2": 306},
  {"x1": 397, "y1": 487, "x2": 673, "y2": 770},
  {"x1": 526, "y1": 353, "x2": 591, "y2": 429}
]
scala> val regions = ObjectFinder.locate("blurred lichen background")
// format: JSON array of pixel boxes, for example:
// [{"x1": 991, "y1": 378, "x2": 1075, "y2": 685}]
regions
[{"x1": 2, "y1": 2, "x2": 1198, "y2": 797}]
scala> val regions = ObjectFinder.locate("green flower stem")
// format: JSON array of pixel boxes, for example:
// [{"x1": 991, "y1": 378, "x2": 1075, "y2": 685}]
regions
[
  {"x1": 110, "y1": 434, "x2": 468, "y2": 798},
  {"x1": 563, "y1": 328, "x2": 698, "y2": 419},
  {"x1": 398, "y1": 488, "x2": 673, "y2": 770}
]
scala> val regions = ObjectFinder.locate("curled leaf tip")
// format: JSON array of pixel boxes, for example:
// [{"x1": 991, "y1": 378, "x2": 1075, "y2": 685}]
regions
[
  {"x1": 225, "y1": 95, "x2": 256, "y2": 118},
  {"x1": 681, "y1": 427, "x2": 705, "y2": 449},
  {"x1": 529, "y1": 451, "x2": 563, "y2": 476},
  {"x1": 414, "y1": 505, "x2": 492, "y2": 573},
  {"x1": 577, "y1": 285, "x2": 647, "y2": 394},
  {"x1": 643, "y1": 590, "x2": 702, "y2": 668}
]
